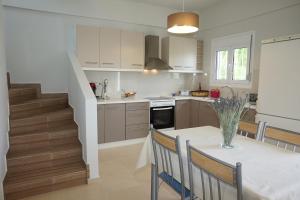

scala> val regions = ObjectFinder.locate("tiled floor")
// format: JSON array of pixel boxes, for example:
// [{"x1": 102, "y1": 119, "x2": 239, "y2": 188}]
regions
[{"x1": 23, "y1": 144, "x2": 179, "y2": 200}]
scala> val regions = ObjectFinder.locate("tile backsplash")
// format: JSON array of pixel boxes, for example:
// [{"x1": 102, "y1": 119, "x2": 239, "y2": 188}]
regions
[{"x1": 85, "y1": 71, "x2": 201, "y2": 98}]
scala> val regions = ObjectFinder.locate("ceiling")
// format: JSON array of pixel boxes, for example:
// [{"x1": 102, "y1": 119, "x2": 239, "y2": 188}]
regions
[{"x1": 125, "y1": 0, "x2": 222, "y2": 11}]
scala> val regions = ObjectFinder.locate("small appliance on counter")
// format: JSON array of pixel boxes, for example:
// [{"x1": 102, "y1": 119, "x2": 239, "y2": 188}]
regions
[
  {"x1": 179, "y1": 90, "x2": 190, "y2": 96},
  {"x1": 249, "y1": 93, "x2": 258, "y2": 105},
  {"x1": 210, "y1": 89, "x2": 220, "y2": 99}
]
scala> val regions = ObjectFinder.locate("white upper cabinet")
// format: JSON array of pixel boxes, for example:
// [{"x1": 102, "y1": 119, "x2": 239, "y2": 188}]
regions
[
  {"x1": 99, "y1": 27, "x2": 121, "y2": 68},
  {"x1": 162, "y1": 36, "x2": 197, "y2": 70},
  {"x1": 121, "y1": 30, "x2": 145, "y2": 69},
  {"x1": 76, "y1": 25, "x2": 100, "y2": 67}
]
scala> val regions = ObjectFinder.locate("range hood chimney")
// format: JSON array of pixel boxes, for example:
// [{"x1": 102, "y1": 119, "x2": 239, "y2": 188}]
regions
[{"x1": 145, "y1": 35, "x2": 172, "y2": 70}]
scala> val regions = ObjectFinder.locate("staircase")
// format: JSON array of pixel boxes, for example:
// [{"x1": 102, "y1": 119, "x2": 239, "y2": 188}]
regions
[{"x1": 4, "y1": 80, "x2": 88, "y2": 200}]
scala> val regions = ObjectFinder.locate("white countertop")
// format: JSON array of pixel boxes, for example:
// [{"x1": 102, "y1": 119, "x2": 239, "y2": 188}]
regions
[{"x1": 97, "y1": 96, "x2": 256, "y2": 110}]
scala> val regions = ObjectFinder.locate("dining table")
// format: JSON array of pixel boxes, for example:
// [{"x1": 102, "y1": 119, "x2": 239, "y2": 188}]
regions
[{"x1": 136, "y1": 126, "x2": 300, "y2": 200}]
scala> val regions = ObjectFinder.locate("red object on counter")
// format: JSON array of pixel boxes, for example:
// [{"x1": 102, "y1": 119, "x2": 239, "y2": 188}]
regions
[{"x1": 210, "y1": 89, "x2": 220, "y2": 98}]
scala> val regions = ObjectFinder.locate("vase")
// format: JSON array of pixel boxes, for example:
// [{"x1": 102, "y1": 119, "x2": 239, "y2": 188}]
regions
[{"x1": 221, "y1": 120, "x2": 239, "y2": 149}]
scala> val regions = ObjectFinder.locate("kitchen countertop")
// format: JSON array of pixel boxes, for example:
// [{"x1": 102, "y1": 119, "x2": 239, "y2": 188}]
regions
[{"x1": 97, "y1": 96, "x2": 257, "y2": 110}]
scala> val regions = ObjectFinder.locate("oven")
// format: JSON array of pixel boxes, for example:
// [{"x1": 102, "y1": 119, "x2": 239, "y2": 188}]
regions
[{"x1": 147, "y1": 98, "x2": 175, "y2": 130}]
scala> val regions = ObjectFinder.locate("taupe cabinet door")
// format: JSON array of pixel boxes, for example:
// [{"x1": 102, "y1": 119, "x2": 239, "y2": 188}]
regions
[
  {"x1": 190, "y1": 100, "x2": 199, "y2": 128},
  {"x1": 175, "y1": 100, "x2": 190, "y2": 130},
  {"x1": 198, "y1": 101, "x2": 219, "y2": 128},
  {"x1": 97, "y1": 105, "x2": 105, "y2": 144},
  {"x1": 125, "y1": 102, "x2": 150, "y2": 140},
  {"x1": 104, "y1": 104, "x2": 126, "y2": 143}
]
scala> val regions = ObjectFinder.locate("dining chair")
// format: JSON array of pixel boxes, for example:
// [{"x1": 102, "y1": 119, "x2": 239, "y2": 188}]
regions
[
  {"x1": 151, "y1": 130, "x2": 190, "y2": 200},
  {"x1": 238, "y1": 121, "x2": 266, "y2": 141},
  {"x1": 262, "y1": 126, "x2": 300, "y2": 152},
  {"x1": 186, "y1": 140, "x2": 243, "y2": 200}
]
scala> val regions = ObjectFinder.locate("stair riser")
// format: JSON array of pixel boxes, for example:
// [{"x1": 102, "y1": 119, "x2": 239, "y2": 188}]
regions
[
  {"x1": 10, "y1": 119, "x2": 75, "y2": 136},
  {"x1": 7, "y1": 149, "x2": 82, "y2": 168},
  {"x1": 9, "y1": 89, "x2": 38, "y2": 105},
  {"x1": 10, "y1": 100, "x2": 68, "y2": 120},
  {"x1": 9, "y1": 129, "x2": 77, "y2": 145},
  {"x1": 9, "y1": 137, "x2": 78, "y2": 153},
  {"x1": 5, "y1": 174, "x2": 87, "y2": 198},
  {"x1": 5, "y1": 178, "x2": 87, "y2": 200},
  {"x1": 10, "y1": 112, "x2": 73, "y2": 129},
  {"x1": 7, "y1": 156, "x2": 83, "y2": 175}
]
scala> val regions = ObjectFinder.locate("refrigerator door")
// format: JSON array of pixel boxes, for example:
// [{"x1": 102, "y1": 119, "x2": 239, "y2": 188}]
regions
[{"x1": 257, "y1": 38, "x2": 300, "y2": 122}]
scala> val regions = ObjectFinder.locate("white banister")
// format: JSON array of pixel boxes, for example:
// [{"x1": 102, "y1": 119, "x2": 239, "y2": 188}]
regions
[{"x1": 67, "y1": 51, "x2": 99, "y2": 179}]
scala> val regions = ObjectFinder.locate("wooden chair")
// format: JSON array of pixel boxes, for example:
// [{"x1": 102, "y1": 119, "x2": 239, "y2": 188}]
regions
[
  {"x1": 262, "y1": 126, "x2": 300, "y2": 152},
  {"x1": 151, "y1": 130, "x2": 190, "y2": 200},
  {"x1": 186, "y1": 140, "x2": 243, "y2": 200},
  {"x1": 238, "y1": 121, "x2": 266, "y2": 141}
]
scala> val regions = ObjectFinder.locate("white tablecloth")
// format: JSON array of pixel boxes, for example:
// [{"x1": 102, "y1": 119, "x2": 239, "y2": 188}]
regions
[{"x1": 136, "y1": 126, "x2": 300, "y2": 200}]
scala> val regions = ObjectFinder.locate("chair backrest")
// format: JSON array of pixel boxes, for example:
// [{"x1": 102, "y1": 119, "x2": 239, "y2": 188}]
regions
[
  {"x1": 151, "y1": 130, "x2": 186, "y2": 199},
  {"x1": 238, "y1": 121, "x2": 266, "y2": 141},
  {"x1": 186, "y1": 140, "x2": 243, "y2": 200},
  {"x1": 263, "y1": 126, "x2": 300, "y2": 152}
]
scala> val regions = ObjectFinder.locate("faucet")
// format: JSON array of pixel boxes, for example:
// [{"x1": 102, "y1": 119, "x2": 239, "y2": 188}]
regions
[{"x1": 99, "y1": 79, "x2": 109, "y2": 100}]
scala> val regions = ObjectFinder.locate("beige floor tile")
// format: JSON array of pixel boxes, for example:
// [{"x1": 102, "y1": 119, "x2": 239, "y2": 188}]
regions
[{"x1": 22, "y1": 144, "x2": 179, "y2": 200}]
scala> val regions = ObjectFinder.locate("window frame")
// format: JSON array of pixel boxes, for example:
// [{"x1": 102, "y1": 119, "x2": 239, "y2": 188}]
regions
[{"x1": 210, "y1": 31, "x2": 255, "y2": 88}]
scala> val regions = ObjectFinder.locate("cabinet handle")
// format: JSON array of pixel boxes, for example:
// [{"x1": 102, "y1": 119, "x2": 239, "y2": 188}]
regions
[
  {"x1": 102, "y1": 62, "x2": 114, "y2": 65},
  {"x1": 132, "y1": 64, "x2": 143, "y2": 66},
  {"x1": 85, "y1": 61, "x2": 98, "y2": 64}
]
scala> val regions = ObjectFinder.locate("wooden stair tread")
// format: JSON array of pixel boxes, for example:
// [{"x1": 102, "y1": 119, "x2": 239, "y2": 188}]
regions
[
  {"x1": 5, "y1": 162, "x2": 87, "y2": 184},
  {"x1": 7, "y1": 143, "x2": 81, "y2": 159}
]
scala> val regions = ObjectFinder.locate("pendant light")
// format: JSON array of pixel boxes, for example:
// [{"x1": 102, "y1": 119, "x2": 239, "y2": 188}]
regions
[{"x1": 167, "y1": 0, "x2": 199, "y2": 34}]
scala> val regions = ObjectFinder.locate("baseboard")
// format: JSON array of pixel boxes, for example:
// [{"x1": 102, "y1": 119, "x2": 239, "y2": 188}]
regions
[{"x1": 98, "y1": 138, "x2": 146, "y2": 150}]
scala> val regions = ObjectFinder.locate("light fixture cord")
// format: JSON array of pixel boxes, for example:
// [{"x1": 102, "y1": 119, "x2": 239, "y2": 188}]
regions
[{"x1": 182, "y1": 0, "x2": 185, "y2": 12}]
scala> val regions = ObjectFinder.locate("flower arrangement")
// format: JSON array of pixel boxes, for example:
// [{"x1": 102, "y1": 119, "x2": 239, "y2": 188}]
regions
[{"x1": 211, "y1": 91, "x2": 248, "y2": 148}]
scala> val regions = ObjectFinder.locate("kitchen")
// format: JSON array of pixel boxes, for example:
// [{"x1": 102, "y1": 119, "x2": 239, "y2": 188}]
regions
[{"x1": 1, "y1": 0, "x2": 300, "y2": 200}]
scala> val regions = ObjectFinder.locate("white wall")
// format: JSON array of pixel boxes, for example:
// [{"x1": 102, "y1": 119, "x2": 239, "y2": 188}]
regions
[
  {"x1": 0, "y1": 0, "x2": 9, "y2": 199},
  {"x1": 198, "y1": 0, "x2": 300, "y2": 92},
  {"x1": 3, "y1": 0, "x2": 178, "y2": 93}
]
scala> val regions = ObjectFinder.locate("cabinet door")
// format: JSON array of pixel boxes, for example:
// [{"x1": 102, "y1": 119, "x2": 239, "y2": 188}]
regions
[
  {"x1": 76, "y1": 25, "x2": 99, "y2": 67},
  {"x1": 168, "y1": 37, "x2": 197, "y2": 70},
  {"x1": 126, "y1": 124, "x2": 149, "y2": 140},
  {"x1": 97, "y1": 105, "x2": 105, "y2": 144},
  {"x1": 175, "y1": 100, "x2": 190, "y2": 130},
  {"x1": 104, "y1": 104, "x2": 125, "y2": 142},
  {"x1": 183, "y1": 38, "x2": 197, "y2": 69},
  {"x1": 169, "y1": 37, "x2": 186, "y2": 69},
  {"x1": 190, "y1": 100, "x2": 199, "y2": 127},
  {"x1": 198, "y1": 102, "x2": 220, "y2": 128},
  {"x1": 121, "y1": 30, "x2": 145, "y2": 69},
  {"x1": 99, "y1": 27, "x2": 121, "y2": 68}
]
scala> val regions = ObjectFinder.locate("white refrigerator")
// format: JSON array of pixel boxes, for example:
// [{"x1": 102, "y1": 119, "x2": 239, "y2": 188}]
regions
[{"x1": 256, "y1": 34, "x2": 300, "y2": 132}]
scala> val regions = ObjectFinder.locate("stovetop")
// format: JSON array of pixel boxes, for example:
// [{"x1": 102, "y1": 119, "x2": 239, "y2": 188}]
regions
[{"x1": 145, "y1": 96, "x2": 175, "y2": 101}]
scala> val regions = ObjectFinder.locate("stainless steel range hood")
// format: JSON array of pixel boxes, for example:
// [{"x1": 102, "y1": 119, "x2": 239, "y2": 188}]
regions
[{"x1": 145, "y1": 35, "x2": 172, "y2": 70}]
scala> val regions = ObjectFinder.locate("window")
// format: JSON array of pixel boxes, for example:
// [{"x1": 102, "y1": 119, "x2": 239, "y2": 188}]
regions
[{"x1": 210, "y1": 32, "x2": 254, "y2": 88}]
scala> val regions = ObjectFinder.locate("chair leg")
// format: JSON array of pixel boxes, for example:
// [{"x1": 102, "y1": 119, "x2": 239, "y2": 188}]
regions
[{"x1": 151, "y1": 164, "x2": 158, "y2": 200}]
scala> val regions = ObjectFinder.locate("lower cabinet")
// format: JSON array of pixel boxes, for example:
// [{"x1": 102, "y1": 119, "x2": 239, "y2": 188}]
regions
[
  {"x1": 126, "y1": 102, "x2": 149, "y2": 140},
  {"x1": 198, "y1": 101, "x2": 220, "y2": 128},
  {"x1": 97, "y1": 102, "x2": 149, "y2": 144},
  {"x1": 175, "y1": 100, "x2": 220, "y2": 130},
  {"x1": 104, "y1": 104, "x2": 126, "y2": 143},
  {"x1": 175, "y1": 100, "x2": 190, "y2": 129}
]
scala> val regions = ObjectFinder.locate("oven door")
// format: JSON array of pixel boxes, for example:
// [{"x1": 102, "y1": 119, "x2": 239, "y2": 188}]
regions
[{"x1": 150, "y1": 106, "x2": 174, "y2": 129}]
